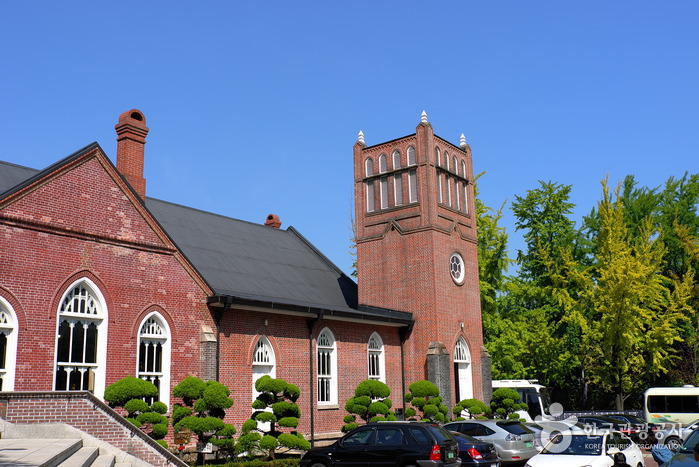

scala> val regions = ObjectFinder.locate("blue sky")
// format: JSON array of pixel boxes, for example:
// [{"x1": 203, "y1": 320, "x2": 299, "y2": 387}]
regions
[{"x1": 2, "y1": 1, "x2": 698, "y2": 276}]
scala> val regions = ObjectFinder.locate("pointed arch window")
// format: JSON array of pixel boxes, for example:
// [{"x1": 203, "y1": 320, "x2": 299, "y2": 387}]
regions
[
  {"x1": 392, "y1": 150, "x2": 401, "y2": 169},
  {"x1": 317, "y1": 328, "x2": 337, "y2": 404},
  {"x1": 365, "y1": 158, "x2": 374, "y2": 177},
  {"x1": 138, "y1": 312, "x2": 171, "y2": 406},
  {"x1": 444, "y1": 152, "x2": 450, "y2": 170},
  {"x1": 55, "y1": 279, "x2": 107, "y2": 398},
  {"x1": 368, "y1": 333, "x2": 385, "y2": 382},
  {"x1": 407, "y1": 146, "x2": 416, "y2": 166},
  {"x1": 252, "y1": 336, "x2": 276, "y2": 398},
  {"x1": 0, "y1": 299, "x2": 18, "y2": 391},
  {"x1": 378, "y1": 154, "x2": 388, "y2": 173},
  {"x1": 454, "y1": 337, "x2": 473, "y2": 401},
  {"x1": 435, "y1": 147, "x2": 441, "y2": 166},
  {"x1": 453, "y1": 156, "x2": 458, "y2": 174}
]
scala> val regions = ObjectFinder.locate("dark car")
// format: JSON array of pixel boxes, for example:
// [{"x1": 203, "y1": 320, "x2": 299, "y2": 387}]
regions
[
  {"x1": 300, "y1": 422, "x2": 461, "y2": 467},
  {"x1": 663, "y1": 426, "x2": 699, "y2": 466},
  {"x1": 450, "y1": 431, "x2": 500, "y2": 467},
  {"x1": 606, "y1": 413, "x2": 659, "y2": 446}
]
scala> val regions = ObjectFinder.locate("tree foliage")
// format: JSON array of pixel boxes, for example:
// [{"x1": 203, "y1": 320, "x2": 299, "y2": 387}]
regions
[
  {"x1": 403, "y1": 380, "x2": 449, "y2": 423},
  {"x1": 342, "y1": 379, "x2": 396, "y2": 432},
  {"x1": 103, "y1": 377, "x2": 169, "y2": 443}
]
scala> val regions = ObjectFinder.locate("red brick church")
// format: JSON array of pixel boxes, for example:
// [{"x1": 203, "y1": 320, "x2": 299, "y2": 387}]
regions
[{"x1": 0, "y1": 109, "x2": 488, "y2": 441}]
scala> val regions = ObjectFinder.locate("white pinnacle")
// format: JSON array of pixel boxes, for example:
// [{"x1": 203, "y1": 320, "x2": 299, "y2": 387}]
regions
[
  {"x1": 421, "y1": 111, "x2": 428, "y2": 123},
  {"x1": 460, "y1": 133, "x2": 467, "y2": 148},
  {"x1": 358, "y1": 130, "x2": 365, "y2": 144}
]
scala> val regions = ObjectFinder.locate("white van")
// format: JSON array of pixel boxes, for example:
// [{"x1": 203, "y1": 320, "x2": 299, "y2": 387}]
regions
[
  {"x1": 492, "y1": 379, "x2": 553, "y2": 422},
  {"x1": 644, "y1": 386, "x2": 699, "y2": 426}
]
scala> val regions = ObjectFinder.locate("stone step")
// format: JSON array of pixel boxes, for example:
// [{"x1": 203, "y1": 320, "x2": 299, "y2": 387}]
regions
[
  {"x1": 0, "y1": 438, "x2": 82, "y2": 466},
  {"x1": 90, "y1": 454, "x2": 116, "y2": 467},
  {"x1": 57, "y1": 446, "x2": 99, "y2": 467}
]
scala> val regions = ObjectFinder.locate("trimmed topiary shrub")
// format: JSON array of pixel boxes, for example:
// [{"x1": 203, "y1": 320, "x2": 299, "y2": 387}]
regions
[
  {"x1": 239, "y1": 376, "x2": 310, "y2": 459},
  {"x1": 452, "y1": 398, "x2": 492, "y2": 420},
  {"x1": 342, "y1": 379, "x2": 396, "y2": 432},
  {"x1": 490, "y1": 388, "x2": 528, "y2": 420},
  {"x1": 104, "y1": 377, "x2": 171, "y2": 443},
  {"x1": 403, "y1": 380, "x2": 449, "y2": 423}
]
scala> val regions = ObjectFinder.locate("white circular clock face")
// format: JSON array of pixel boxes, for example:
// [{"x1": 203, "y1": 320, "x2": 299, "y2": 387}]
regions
[{"x1": 450, "y1": 252, "x2": 465, "y2": 284}]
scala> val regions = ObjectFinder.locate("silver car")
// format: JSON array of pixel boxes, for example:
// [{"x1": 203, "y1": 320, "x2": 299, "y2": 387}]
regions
[
  {"x1": 444, "y1": 420, "x2": 539, "y2": 464},
  {"x1": 655, "y1": 417, "x2": 699, "y2": 450}
]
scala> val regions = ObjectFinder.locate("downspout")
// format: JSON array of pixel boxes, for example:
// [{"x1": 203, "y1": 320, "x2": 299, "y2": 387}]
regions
[
  {"x1": 214, "y1": 308, "x2": 224, "y2": 382},
  {"x1": 307, "y1": 314, "x2": 321, "y2": 447},
  {"x1": 399, "y1": 323, "x2": 413, "y2": 418}
]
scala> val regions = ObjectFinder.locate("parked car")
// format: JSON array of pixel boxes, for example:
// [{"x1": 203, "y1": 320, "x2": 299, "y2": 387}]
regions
[
  {"x1": 450, "y1": 431, "x2": 501, "y2": 467},
  {"x1": 524, "y1": 430, "x2": 644, "y2": 467},
  {"x1": 300, "y1": 421, "x2": 461, "y2": 467},
  {"x1": 444, "y1": 420, "x2": 538, "y2": 464},
  {"x1": 660, "y1": 426, "x2": 699, "y2": 466},
  {"x1": 654, "y1": 417, "x2": 699, "y2": 450},
  {"x1": 576, "y1": 415, "x2": 642, "y2": 441},
  {"x1": 524, "y1": 421, "x2": 586, "y2": 452},
  {"x1": 606, "y1": 413, "x2": 660, "y2": 445}
]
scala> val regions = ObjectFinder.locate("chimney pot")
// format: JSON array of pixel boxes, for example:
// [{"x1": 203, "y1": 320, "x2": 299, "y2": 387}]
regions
[
  {"x1": 264, "y1": 214, "x2": 282, "y2": 229},
  {"x1": 115, "y1": 109, "x2": 149, "y2": 200}
]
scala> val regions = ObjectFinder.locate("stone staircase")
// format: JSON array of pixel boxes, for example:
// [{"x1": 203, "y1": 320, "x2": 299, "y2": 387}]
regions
[{"x1": 0, "y1": 438, "x2": 120, "y2": 466}]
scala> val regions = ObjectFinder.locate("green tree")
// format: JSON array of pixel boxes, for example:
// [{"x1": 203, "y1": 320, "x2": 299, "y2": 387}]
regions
[
  {"x1": 403, "y1": 380, "x2": 449, "y2": 423},
  {"x1": 172, "y1": 376, "x2": 236, "y2": 465},
  {"x1": 452, "y1": 398, "x2": 491, "y2": 420},
  {"x1": 580, "y1": 181, "x2": 692, "y2": 409},
  {"x1": 342, "y1": 380, "x2": 396, "y2": 432},
  {"x1": 238, "y1": 376, "x2": 310, "y2": 459},
  {"x1": 490, "y1": 388, "x2": 528, "y2": 419}
]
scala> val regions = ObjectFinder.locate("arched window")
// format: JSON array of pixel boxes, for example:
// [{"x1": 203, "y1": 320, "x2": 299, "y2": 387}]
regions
[
  {"x1": 55, "y1": 279, "x2": 108, "y2": 398},
  {"x1": 454, "y1": 337, "x2": 473, "y2": 401},
  {"x1": 367, "y1": 332, "x2": 385, "y2": 382},
  {"x1": 365, "y1": 158, "x2": 374, "y2": 177},
  {"x1": 444, "y1": 152, "x2": 450, "y2": 170},
  {"x1": 378, "y1": 154, "x2": 387, "y2": 173},
  {"x1": 138, "y1": 312, "x2": 171, "y2": 406},
  {"x1": 461, "y1": 160, "x2": 467, "y2": 179},
  {"x1": 435, "y1": 147, "x2": 441, "y2": 166},
  {"x1": 252, "y1": 336, "x2": 276, "y2": 399},
  {"x1": 455, "y1": 180, "x2": 461, "y2": 211},
  {"x1": 380, "y1": 177, "x2": 389, "y2": 209},
  {"x1": 367, "y1": 180, "x2": 376, "y2": 212},
  {"x1": 394, "y1": 174, "x2": 403, "y2": 206},
  {"x1": 463, "y1": 182, "x2": 470, "y2": 215},
  {"x1": 0, "y1": 298, "x2": 18, "y2": 391},
  {"x1": 317, "y1": 328, "x2": 337, "y2": 404},
  {"x1": 453, "y1": 156, "x2": 458, "y2": 173},
  {"x1": 407, "y1": 146, "x2": 416, "y2": 166},
  {"x1": 392, "y1": 150, "x2": 401, "y2": 169}
]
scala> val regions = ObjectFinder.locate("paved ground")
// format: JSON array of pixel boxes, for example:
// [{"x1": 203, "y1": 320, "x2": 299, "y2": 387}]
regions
[
  {"x1": 0, "y1": 438, "x2": 80, "y2": 466},
  {"x1": 644, "y1": 449, "x2": 660, "y2": 467}
]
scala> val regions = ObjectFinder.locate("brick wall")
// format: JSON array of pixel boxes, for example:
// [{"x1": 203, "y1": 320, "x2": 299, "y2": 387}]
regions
[{"x1": 0, "y1": 391, "x2": 186, "y2": 467}]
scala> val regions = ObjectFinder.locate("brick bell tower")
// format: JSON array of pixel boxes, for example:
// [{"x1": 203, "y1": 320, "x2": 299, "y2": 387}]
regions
[{"x1": 354, "y1": 111, "x2": 489, "y2": 407}]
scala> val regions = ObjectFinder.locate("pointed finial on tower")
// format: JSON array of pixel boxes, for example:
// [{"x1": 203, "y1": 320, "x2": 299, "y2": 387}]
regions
[
  {"x1": 421, "y1": 110, "x2": 428, "y2": 123},
  {"x1": 460, "y1": 133, "x2": 467, "y2": 148},
  {"x1": 358, "y1": 130, "x2": 365, "y2": 144}
]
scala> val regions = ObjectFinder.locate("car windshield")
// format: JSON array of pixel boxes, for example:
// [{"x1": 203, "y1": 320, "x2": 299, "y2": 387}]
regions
[
  {"x1": 542, "y1": 434, "x2": 603, "y2": 456},
  {"x1": 496, "y1": 421, "x2": 531, "y2": 435},
  {"x1": 539, "y1": 388, "x2": 552, "y2": 415},
  {"x1": 680, "y1": 429, "x2": 699, "y2": 453}
]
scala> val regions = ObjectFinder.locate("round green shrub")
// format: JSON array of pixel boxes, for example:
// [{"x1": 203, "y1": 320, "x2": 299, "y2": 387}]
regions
[
  {"x1": 368, "y1": 401, "x2": 389, "y2": 416},
  {"x1": 411, "y1": 397, "x2": 426, "y2": 408},
  {"x1": 172, "y1": 404, "x2": 191, "y2": 425},
  {"x1": 404, "y1": 408, "x2": 416, "y2": 418},
  {"x1": 151, "y1": 423, "x2": 168, "y2": 439},
  {"x1": 156, "y1": 439, "x2": 167, "y2": 449},
  {"x1": 284, "y1": 383, "x2": 301, "y2": 402},
  {"x1": 126, "y1": 417, "x2": 140, "y2": 427},
  {"x1": 342, "y1": 422, "x2": 359, "y2": 432},
  {"x1": 203, "y1": 381, "x2": 233, "y2": 410},
  {"x1": 172, "y1": 376, "x2": 207, "y2": 405},
  {"x1": 252, "y1": 399, "x2": 266, "y2": 410},
  {"x1": 278, "y1": 432, "x2": 310, "y2": 450},
  {"x1": 242, "y1": 419, "x2": 258, "y2": 433},
  {"x1": 255, "y1": 412, "x2": 277, "y2": 423},
  {"x1": 260, "y1": 434, "x2": 279, "y2": 451},
  {"x1": 124, "y1": 399, "x2": 149, "y2": 416},
  {"x1": 150, "y1": 401, "x2": 168, "y2": 414},
  {"x1": 422, "y1": 404, "x2": 438, "y2": 418},
  {"x1": 408, "y1": 380, "x2": 439, "y2": 398},
  {"x1": 369, "y1": 415, "x2": 386, "y2": 422},
  {"x1": 175, "y1": 416, "x2": 225, "y2": 435},
  {"x1": 278, "y1": 417, "x2": 299, "y2": 428},
  {"x1": 355, "y1": 380, "x2": 390, "y2": 399},
  {"x1": 343, "y1": 414, "x2": 356, "y2": 423},
  {"x1": 104, "y1": 377, "x2": 158, "y2": 407},
  {"x1": 137, "y1": 412, "x2": 166, "y2": 425}
]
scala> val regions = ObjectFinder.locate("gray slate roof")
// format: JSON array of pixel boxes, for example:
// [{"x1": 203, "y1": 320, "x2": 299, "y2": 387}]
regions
[{"x1": 0, "y1": 152, "x2": 412, "y2": 324}]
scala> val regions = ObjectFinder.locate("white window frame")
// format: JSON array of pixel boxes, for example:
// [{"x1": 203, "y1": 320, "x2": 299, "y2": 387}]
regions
[
  {"x1": 463, "y1": 182, "x2": 470, "y2": 215},
  {"x1": 137, "y1": 311, "x2": 171, "y2": 407},
  {"x1": 0, "y1": 297, "x2": 18, "y2": 391},
  {"x1": 454, "y1": 336, "x2": 473, "y2": 401},
  {"x1": 252, "y1": 336, "x2": 276, "y2": 399},
  {"x1": 380, "y1": 177, "x2": 389, "y2": 209},
  {"x1": 54, "y1": 278, "x2": 108, "y2": 399},
  {"x1": 444, "y1": 152, "x2": 450, "y2": 170},
  {"x1": 378, "y1": 154, "x2": 387, "y2": 173},
  {"x1": 392, "y1": 150, "x2": 401, "y2": 169},
  {"x1": 365, "y1": 157, "x2": 374, "y2": 177},
  {"x1": 367, "y1": 332, "x2": 385, "y2": 382},
  {"x1": 394, "y1": 174, "x2": 403, "y2": 206},
  {"x1": 408, "y1": 169, "x2": 418, "y2": 203},
  {"x1": 367, "y1": 180, "x2": 376, "y2": 212},
  {"x1": 316, "y1": 328, "x2": 337, "y2": 405},
  {"x1": 407, "y1": 146, "x2": 416, "y2": 166}
]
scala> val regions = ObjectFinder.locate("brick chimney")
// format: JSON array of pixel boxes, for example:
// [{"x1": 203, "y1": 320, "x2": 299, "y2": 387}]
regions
[
  {"x1": 264, "y1": 214, "x2": 282, "y2": 229},
  {"x1": 115, "y1": 109, "x2": 149, "y2": 199}
]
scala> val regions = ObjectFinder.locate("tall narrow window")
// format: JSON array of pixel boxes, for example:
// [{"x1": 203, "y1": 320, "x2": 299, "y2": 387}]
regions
[
  {"x1": 252, "y1": 336, "x2": 276, "y2": 399},
  {"x1": 444, "y1": 152, "x2": 450, "y2": 171},
  {"x1": 435, "y1": 147, "x2": 441, "y2": 166},
  {"x1": 0, "y1": 298, "x2": 18, "y2": 391},
  {"x1": 392, "y1": 150, "x2": 401, "y2": 169},
  {"x1": 463, "y1": 182, "x2": 470, "y2": 215},
  {"x1": 55, "y1": 279, "x2": 107, "y2": 398},
  {"x1": 461, "y1": 160, "x2": 467, "y2": 179},
  {"x1": 454, "y1": 337, "x2": 473, "y2": 401},
  {"x1": 446, "y1": 175, "x2": 452, "y2": 206},
  {"x1": 378, "y1": 154, "x2": 387, "y2": 173},
  {"x1": 317, "y1": 328, "x2": 337, "y2": 404},
  {"x1": 138, "y1": 312, "x2": 171, "y2": 406},
  {"x1": 367, "y1": 332, "x2": 385, "y2": 382},
  {"x1": 365, "y1": 158, "x2": 374, "y2": 177},
  {"x1": 367, "y1": 180, "x2": 376, "y2": 212},
  {"x1": 394, "y1": 174, "x2": 403, "y2": 206},
  {"x1": 380, "y1": 177, "x2": 389, "y2": 209},
  {"x1": 407, "y1": 146, "x2": 416, "y2": 166},
  {"x1": 455, "y1": 180, "x2": 461, "y2": 211},
  {"x1": 453, "y1": 156, "x2": 458, "y2": 174},
  {"x1": 437, "y1": 172, "x2": 443, "y2": 204},
  {"x1": 408, "y1": 170, "x2": 418, "y2": 203}
]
